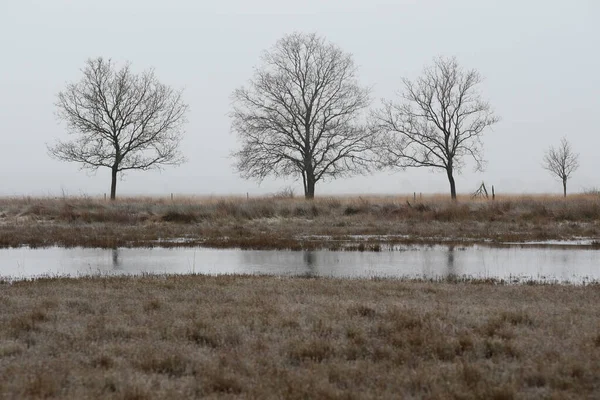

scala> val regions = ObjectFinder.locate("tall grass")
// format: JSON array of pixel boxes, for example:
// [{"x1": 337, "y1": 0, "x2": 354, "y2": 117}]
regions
[
  {"x1": 2, "y1": 193, "x2": 600, "y2": 222},
  {"x1": 0, "y1": 194, "x2": 599, "y2": 248}
]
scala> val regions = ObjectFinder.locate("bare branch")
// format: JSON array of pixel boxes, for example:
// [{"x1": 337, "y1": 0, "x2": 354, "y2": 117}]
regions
[
  {"x1": 543, "y1": 137, "x2": 579, "y2": 197},
  {"x1": 47, "y1": 57, "x2": 188, "y2": 199},
  {"x1": 230, "y1": 32, "x2": 373, "y2": 199},
  {"x1": 370, "y1": 56, "x2": 499, "y2": 199}
]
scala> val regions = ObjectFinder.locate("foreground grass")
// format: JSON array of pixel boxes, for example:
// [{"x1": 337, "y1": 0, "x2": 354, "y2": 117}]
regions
[
  {"x1": 1, "y1": 194, "x2": 600, "y2": 249},
  {"x1": 1, "y1": 275, "x2": 599, "y2": 399}
]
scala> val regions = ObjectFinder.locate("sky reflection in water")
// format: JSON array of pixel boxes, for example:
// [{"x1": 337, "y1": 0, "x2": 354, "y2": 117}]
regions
[{"x1": 1, "y1": 245, "x2": 598, "y2": 284}]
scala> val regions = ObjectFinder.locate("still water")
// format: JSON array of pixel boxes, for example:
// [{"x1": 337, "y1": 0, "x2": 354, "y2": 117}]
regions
[{"x1": 0, "y1": 245, "x2": 598, "y2": 283}]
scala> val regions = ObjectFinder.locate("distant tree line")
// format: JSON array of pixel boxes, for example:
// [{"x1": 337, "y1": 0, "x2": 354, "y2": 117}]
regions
[{"x1": 47, "y1": 32, "x2": 580, "y2": 200}]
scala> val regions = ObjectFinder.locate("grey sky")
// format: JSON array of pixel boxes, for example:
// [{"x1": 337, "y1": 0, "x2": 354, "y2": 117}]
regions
[{"x1": 1, "y1": 0, "x2": 598, "y2": 197}]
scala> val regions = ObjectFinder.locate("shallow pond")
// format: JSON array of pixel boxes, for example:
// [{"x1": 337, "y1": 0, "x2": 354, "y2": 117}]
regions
[{"x1": 0, "y1": 244, "x2": 598, "y2": 283}]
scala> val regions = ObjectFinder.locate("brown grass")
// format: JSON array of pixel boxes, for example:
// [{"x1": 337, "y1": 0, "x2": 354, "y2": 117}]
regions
[
  {"x1": 0, "y1": 275, "x2": 599, "y2": 398},
  {"x1": 0, "y1": 194, "x2": 599, "y2": 249}
]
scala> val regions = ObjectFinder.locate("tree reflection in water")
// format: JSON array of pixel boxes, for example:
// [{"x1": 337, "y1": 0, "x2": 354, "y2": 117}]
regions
[
  {"x1": 446, "y1": 246, "x2": 457, "y2": 279},
  {"x1": 112, "y1": 248, "x2": 122, "y2": 270},
  {"x1": 302, "y1": 251, "x2": 317, "y2": 277}
]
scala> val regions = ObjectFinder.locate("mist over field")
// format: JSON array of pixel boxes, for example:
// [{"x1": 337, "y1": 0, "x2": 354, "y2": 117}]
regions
[{"x1": 1, "y1": 0, "x2": 598, "y2": 197}]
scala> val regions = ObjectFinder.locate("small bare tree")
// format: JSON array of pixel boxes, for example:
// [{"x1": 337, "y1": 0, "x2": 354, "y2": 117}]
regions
[
  {"x1": 543, "y1": 137, "x2": 579, "y2": 197},
  {"x1": 48, "y1": 57, "x2": 188, "y2": 200},
  {"x1": 371, "y1": 57, "x2": 499, "y2": 200},
  {"x1": 231, "y1": 32, "x2": 373, "y2": 199}
]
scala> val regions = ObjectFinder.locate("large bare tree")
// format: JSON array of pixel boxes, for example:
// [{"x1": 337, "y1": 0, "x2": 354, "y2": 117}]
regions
[
  {"x1": 371, "y1": 57, "x2": 499, "y2": 200},
  {"x1": 48, "y1": 57, "x2": 188, "y2": 200},
  {"x1": 231, "y1": 32, "x2": 372, "y2": 199},
  {"x1": 543, "y1": 137, "x2": 579, "y2": 197}
]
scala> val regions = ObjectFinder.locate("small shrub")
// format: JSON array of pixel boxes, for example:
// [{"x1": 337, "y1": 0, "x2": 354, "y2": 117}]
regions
[
  {"x1": 293, "y1": 204, "x2": 318, "y2": 218},
  {"x1": 347, "y1": 304, "x2": 377, "y2": 318},
  {"x1": 524, "y1": 372, "x2": 547, "y2": 388},
  {"x1": 121, "y1": 385, "x2": 151, "y2": 400},
  {"x1": 288, "y1": 340, "x2": 335, "y2": 363},
  {"x1": 25, "y1": 371, "x2": 59, "y2": 398},
  {"x1": 481, "y1": 317, "x2": 515, "y2": 339},
  {"x1": 433, "y1": 205, "x2": 470, "y2": 221},
  {"x1": 272, "y1": 187, "x2": 295, "y2": 199},
  {"x1": 413, "y1": 203, "x2": 431, "y2": 212},
  {"x1": 388, "y1": 309, "x2": 424, "y2": 331},
  {"x1": 9, "y1": 310, "x2": 47, "y2": 337},
  {"x1": 0, "y1": 342, "x2": 24, "y2": 358},
  {"x1": 489, "y1": 387, "x2": 516, "y2": 400},
  {"x1": 461, "y1": 362, "x2": 482, "y2": 387},
  {"x1": 185, "y1": 322, "x2": 221, "y2": 348},
  {"x1": 500, "y1": 311, "x2": 534, "y2": 326},
  {"x1": 324, "y1": 198, "x2": 342, "y2": 210},
  {"x1": 434, "y1": 341, "x2": 459, "y2": 361},
  {"x1": 137, "y1": 352, "x2": 190, "y2": 377},
  {"x1": 161, "y1": 211, "x2": 197, "y2": 223},
  {"x1": 524, "y1": 204, "x2": 553, "y2": 220},
  {"x1": 458, "y1": 334, "x2": 474, "y2": 354},
  {"x1": 483, "y1": 339, "x2": 519, "y2": 359},
  {"x1": 91, "y1": 354, "x2": 114, "y2": 369},
  {"x1": 143, "y1": 298, "x2": 161, "y2": 312},
  {"x1": 204, "y1": 371, "x2": 244, "y2": 394},
  {"x1": 583, "y1": 187, "x2": 600, "y2": 196},
  {"x1": 343, "y1": 206, "x2": 362, "y2": 216}
]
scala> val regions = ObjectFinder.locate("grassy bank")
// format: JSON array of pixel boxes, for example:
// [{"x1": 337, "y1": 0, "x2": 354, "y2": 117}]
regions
[
  {"x1": 1, "y1": 275, "x2": 599, "y2": 399},
  {"x1": 1, "y1": 194, "x2": 599, "y2": 249}
]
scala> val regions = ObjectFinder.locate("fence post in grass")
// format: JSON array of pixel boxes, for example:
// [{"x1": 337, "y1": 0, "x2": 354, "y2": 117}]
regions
[
  {"x1": 492, "y1": 185, "x2": 495, "y2": 201},
  {"x1": 104, "y1": 193, "x2": 106, "y2": 201},
  {"x1": 414, "y1": 192, "x2": 416, "y2": 201}
]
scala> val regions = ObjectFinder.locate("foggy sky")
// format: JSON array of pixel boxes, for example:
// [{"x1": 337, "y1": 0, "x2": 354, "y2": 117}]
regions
[{"x1": 1, "y1": 0, "x2": 598, "y2": 197}]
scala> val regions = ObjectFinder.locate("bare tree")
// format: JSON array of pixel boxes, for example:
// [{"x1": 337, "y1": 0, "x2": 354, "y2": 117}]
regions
[
  {"x1": 543, "y1": 137, "x2": 579, "y2": 197},
  {"x1": 48, "y1": 57, "x2": 188, "y2": 200},
  {"x1": 371, "y1": 57, "x2": 499, "y2": 200},
  {"x1": 231, "y1": 32, "x2": 373, "y2": 199}
]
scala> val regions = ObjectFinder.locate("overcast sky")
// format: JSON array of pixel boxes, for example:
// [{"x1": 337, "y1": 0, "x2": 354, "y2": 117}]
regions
[{"x1": 1, "y1": 0, "x2": 598, "y2": 197}]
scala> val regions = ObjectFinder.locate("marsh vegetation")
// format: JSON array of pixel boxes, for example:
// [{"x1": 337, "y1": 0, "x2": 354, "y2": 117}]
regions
[
  {"x1": 1, "y1": 194, "x2": 599, "y2": 249},
  {"x1": 1, "y1": 275, "x2": 599, "y2": 399},
  {"x1": 1, "y1": 195, "x2": 599, "y2": 398}
]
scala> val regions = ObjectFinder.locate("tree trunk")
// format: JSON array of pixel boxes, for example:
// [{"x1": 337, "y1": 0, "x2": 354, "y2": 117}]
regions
[
  {"x1": 447, "y1": 168, "x2": 457, "y2": 200},
  {"x1": 110, "y1": 166, "x2": 118, "y2": 200},
  {"x1": 305, "y1": 174, "x2": 315, "y2": 200},
  {"x1": 563, "y1": 178, "x2": 567, "y2": 198},
  {"x1": 303, "y1": 157, "x2": 316, "y2": 200}
]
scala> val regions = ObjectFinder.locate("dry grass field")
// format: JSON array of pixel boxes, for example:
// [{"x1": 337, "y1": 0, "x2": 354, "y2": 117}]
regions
[
  {"x1": 1, "y1": 275, "x2": 599, "y2": 399},
  {"x1": 1, "y1": 194, "x2": 599, "y2": 249}
]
